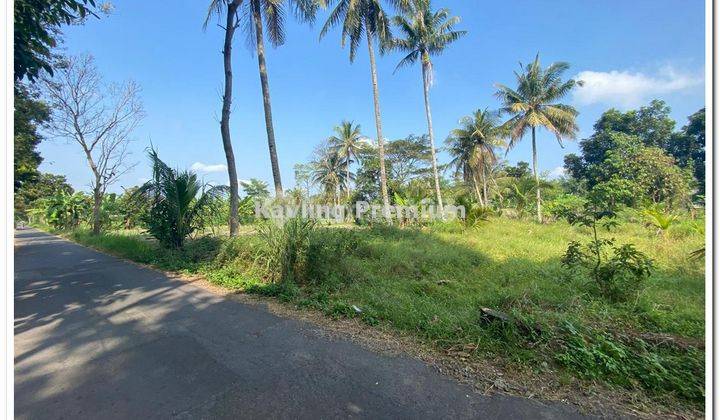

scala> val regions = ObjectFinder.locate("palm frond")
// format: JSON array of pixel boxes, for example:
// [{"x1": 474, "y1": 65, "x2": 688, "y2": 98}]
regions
[
  {"x1": 494, "y1": 53, "x2": 581, "y2": 150},
  {"x1": 390, "y1": 0, "x2": 464, "y2": 71},
  {"x1": 203, "y1": 0, "x2": 225, "y2": 30},
  {"x1": 262, "y1": 0, "x2": 287, "y2": 47}
]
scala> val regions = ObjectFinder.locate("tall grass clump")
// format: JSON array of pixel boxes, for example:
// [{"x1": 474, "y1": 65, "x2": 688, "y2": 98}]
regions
[{"x1": 256, "y1": 216, "x2": 317, "y2": 283}]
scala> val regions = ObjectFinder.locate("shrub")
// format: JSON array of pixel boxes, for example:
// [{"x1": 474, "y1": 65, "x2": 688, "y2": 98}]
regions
[
  {"x1": 464, "y1": 205, "x2": 493, "y2": 228},
  {"x1": 256, "y1": 216, "x2": 317, "y2": 283},
  {"x1": 306, "y1": 228, "x2": 363, "y2": 287},
  {"x1": 556, "y1": 322, "x2": 704, "y2": 402},
  {"x1": 559, "y1": 203, "x2": 653, "y2": 302},
  {"x1": 136, "y1": 149, "x2": 226, "y2": 248},
  {"x1": 99, "y1": 193, "x2": 124, "y2": 230},
  {"x1": 42, "y1": 191, "x2": 92, "y2": 230},
  {"x1": 545, "y1": 193, "x2": 587, "y2": 220},
  {"x1": 642, "y1": 204, "x2": 678, "y2": 236},
  {"x1": 562, "y1": 240, "x2": 653, "y2": 301}
]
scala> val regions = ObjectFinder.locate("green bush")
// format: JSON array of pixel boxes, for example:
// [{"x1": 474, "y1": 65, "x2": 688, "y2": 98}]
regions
[
  {"x1": 556, "y1": 322, "x2": 704, "y2": 402},
  {"x1": 545, "y1": 193, "x2": 587, "y2": 220},
  {"x1": 642, "y1": 204, "x2": 678, "y2": 236},
  {"x1": 306, "y1": 228, "x2": 363, "y2": 287},
  {"x1": 562, "y1": 240, "x2": 653, "y2": 302},
  {"x1": 559, "y1": 203, "x2": 653, "y2": 302},
  {"x1": 136, "y1": 150, "x2": 226, "y2": 248},
  {"x1": 41, "y1": 191, "x2": 92, "y2": 230},
  {"x1": 256, "y1": 216, "x2": 317, "y2": 283},
  {"x1": 464, "y1": 205, "x2": 493, "y2": 228}
]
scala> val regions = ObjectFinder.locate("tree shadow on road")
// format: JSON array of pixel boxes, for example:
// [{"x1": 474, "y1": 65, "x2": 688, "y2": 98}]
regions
[{"x1": 14, "y1": 229, "x2": 591, "y2": 419}]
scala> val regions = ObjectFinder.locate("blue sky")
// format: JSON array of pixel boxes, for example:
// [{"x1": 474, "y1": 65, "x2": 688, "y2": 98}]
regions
[{"x1": 38, "y1": 0, "x2": 706, "y2": 193}]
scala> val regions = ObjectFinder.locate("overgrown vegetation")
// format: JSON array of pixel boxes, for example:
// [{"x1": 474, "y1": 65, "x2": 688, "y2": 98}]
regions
[
  {"x1": 135, "y1": 149, "x2": 227, "y2": 248},
  {"x1": 559, "y1": 204, "x2": 654, "y2": 302},
  {"x1": 27, "y1": 97, "x2": 706, "y2": 413},
  {"x1": 14, "y1": 0, "x2": 706, "y2": 414},
  {"x1": 62, "y1": 214, "x2": 705, "y2": 409}
]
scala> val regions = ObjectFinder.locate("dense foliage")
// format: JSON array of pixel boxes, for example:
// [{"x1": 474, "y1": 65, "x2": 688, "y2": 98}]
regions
[
  {"x1": 564, "y1": 100, "x2": 702, "y2": 207},
  {"x1": 14, "y1": 0, "x2": 103, "y2": 81},
  {"x1": 136, "y1": 150, "x2": 227, "y2": 248},
  {"x1": 38, "y1": 191, "x2": 92, "y2": 229},
  {"x1": 559, "y1": 205, "x2": 654, "y2": 301},
  {"x1": 14, "y1": 0, "x2": 706, "y2": 414}
]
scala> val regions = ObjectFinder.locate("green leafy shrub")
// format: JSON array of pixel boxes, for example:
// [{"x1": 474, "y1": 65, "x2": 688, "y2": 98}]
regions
[
  {"x1": 642, "y1": 204, "x2": 678, "y2": 236},
  {"x1": 556, "y1": 322, "x2": 704, "y2": 402},
  {"x1": 115, "y1": 186, "x2": 151, "y2": 229},
  {"x1": 559, "y1": 203, "x2": 653, "y2": 302},
  {"x1": 238, "y1": 196, "x2": 256, "y2": 224},
  {"x1": 464, "y1": 205, "x2": 493, "y2": 228},
  {"x1": 545, "y1": 193, "x2": 587, "y2": 220},
  {"x1": 562, "y1": 240, "x2": 653, "y2": 301},
  {"x1": 41, "y1": 191, "x2": 92, "y2": 230},
  {"x1": 99, "y1": 193, "x2": 124, "y2": 230},
  {"x1": 136, "y1": 149, "x2": 226, "y2": 248}
]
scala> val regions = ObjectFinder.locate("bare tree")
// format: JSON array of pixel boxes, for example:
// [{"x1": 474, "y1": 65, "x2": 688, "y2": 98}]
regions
[{"x1": 43, "y1": 54, "x2": 144, "y2": 234}]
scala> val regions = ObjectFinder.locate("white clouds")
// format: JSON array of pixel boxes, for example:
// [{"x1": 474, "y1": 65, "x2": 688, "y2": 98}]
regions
[
  {"x1": 190, "y1": 162, "x2": 227, "y2": 173},
  {"x1": 572, "y1": 66, "x2": 702, "y2": 108},
  {"x1": 548, "y1": 166, "x2": 567, "y2": 180}
]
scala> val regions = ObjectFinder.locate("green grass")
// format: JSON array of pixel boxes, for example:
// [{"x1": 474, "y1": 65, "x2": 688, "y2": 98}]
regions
[{"x1": 63, "y1": 216, "x2": 705, "y2": 407}]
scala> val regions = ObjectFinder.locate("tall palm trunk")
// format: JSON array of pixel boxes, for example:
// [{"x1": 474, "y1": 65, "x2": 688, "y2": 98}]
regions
[
  {"x1": 531, "y1": 126, "x2": 541, "y2": 222},
  {"x1": 472, "y1": 172, "x2": 484, "y2": 207},
  {"x1": 345, "y1": 162, "x2": 351, "y2": 199},
  {"x1": 252, "y1": 0, "x2": 283, "y2": 198},
  {"x1": 365, "y1": 22, "x2": 390, "y2": 214},
  {"x1": 480, "y1": 165, "x2": 488, "y2": 206},
  {"x1": 420, "y1": 53, "x2": 444, "y2": 215},
  {"x1": 221, "y1": 1, "x2": 240, "y2": 236}
]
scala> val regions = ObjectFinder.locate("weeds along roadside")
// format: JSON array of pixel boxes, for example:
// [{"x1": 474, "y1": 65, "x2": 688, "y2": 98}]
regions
[{"x1": 56, "y1": 214, "x2": 705, "y2": 410}]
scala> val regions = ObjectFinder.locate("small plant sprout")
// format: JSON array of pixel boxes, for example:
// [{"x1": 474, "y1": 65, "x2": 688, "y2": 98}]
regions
[{"x1": 642, "y1": 204, "x2": 678, "y2": 236}]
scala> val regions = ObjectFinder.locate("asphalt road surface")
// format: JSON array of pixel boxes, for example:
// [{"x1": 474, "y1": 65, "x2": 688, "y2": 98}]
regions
[{"x1": 15, "y1": 229, "x2": 589, "y2": 419}]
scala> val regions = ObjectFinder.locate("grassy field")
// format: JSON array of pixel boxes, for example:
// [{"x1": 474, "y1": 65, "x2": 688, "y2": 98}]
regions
[{"x1": 67, "y1": 215, "x2": 705, "y2": 411}]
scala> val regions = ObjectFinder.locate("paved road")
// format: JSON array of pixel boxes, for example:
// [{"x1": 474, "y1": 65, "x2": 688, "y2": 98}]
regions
[{"x1": 15, "y1": 229, "x2": 588, "y2": 419}]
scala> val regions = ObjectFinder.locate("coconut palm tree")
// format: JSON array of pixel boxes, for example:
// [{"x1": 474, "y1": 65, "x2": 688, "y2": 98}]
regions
[
  {"x1": 390, "y1": 0, "x2": 465, "y2": 214},
  {"x1": 328, "y1": 120, "x2": 365, "y2": 198},
  {"x1": 247, "y1": 0, "x2": 319, "y2": 198},
  {"x1": 495, "y1": 54, "x2": 582, "y2": 222},
  {"x1": 446, "y1": 109, "x2": 506, "y2": 206},
  {"x1": 319, "y1": 0, "x2": 408, "y2": 213},
  {"x1": 206, "y1": 0, "x2": 319, "y2": 201},
  {"x1": 311, "y1": 148, "x2": 346, "y2": 205},
  {"x1": 204, "y1": 0, "x2": 243, "y2": 236}
]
